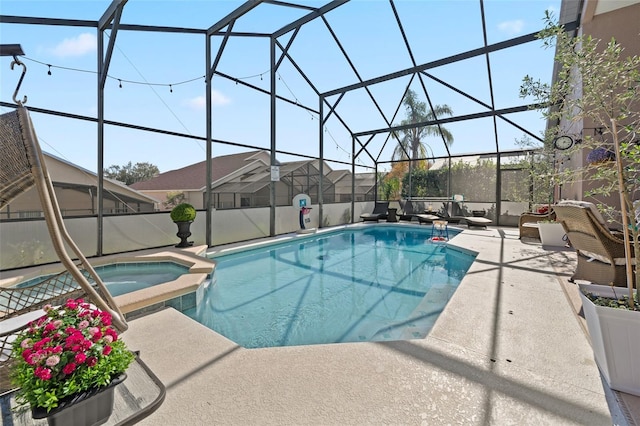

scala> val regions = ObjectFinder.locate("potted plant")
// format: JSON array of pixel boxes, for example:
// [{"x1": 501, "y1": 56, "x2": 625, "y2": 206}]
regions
[
  {"x1": 170, "y1": 202, "x2": 196, "y2": 248},
  {"x1": 521, "y1": 13, "x2": 640, "y2": 394},
  {"x1": 10, "y1": 299, "x2": 135, "y2": 425}
]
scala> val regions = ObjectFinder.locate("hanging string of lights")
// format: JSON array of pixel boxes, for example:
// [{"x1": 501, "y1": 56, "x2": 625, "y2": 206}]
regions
[{"x1": 16, "y1": 54, "x2": 358, "y2": 164}]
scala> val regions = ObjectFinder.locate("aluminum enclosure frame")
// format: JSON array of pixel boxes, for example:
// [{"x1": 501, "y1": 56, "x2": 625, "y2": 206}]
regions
[{"x1": 0, "y1": 0, "x2": 582, "y2": 252}]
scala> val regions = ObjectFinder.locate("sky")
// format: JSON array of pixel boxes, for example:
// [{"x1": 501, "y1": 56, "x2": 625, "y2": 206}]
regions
[{"x1": 0, "y1": 0, "x2": 561, "y2": 175}]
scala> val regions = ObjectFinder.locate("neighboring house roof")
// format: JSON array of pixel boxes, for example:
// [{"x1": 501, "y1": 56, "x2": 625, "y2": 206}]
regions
[
  {"x1": 130, "y1": 150, "x2": 267, "y2": 191},
  {"x1": 44, "y1": 151, "x2": 159, "y2": 204},
  {"x1": 212, "y1": 159, "x2": 330, "y2": 194},
  {"x1": 130, "y1": 149, "x2": 376, "y2": 196}
]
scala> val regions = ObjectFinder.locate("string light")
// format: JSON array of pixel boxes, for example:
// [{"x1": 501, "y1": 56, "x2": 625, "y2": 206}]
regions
[
  {"x1": 21, "y1": 55, "x2": 273, "y2": 91},
  {"x1": 19, "y1": 54, "x2": 362, "y2": 166}
]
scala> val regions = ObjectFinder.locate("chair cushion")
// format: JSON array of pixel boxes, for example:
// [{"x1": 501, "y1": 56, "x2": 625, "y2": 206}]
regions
[
  {"x1": 581, "y1": 250, "x2": 637, "y2": 266},
  {"x1": 557, "y1": 200, "x2": 607, "y2": 227}
]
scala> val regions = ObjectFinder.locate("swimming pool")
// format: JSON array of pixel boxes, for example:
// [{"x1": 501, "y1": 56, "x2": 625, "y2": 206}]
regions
[
  {"x1": 190, "y1": 225, "x2": 476, "y2": 348},
  {"x1": 14, "y1": 261, "x2": 190, "y2": 297}
]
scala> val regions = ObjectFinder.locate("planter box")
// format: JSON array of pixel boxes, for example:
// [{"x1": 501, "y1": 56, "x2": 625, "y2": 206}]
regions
[
  {"x1": 579, "y1": 283, "x2": 640, "y2": 396},
  {"x1": 537, "y1": 222, "x2": 566, "y2": 247},
  {"x1": 32, "y1": 373, "x2": 126, "y2": 426}
]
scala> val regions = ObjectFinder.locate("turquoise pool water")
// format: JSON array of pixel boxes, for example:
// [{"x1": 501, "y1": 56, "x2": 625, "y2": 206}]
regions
[
  {"x1": 14, "y1": 262, "x2": 189, "y2": 297},
  {"x1": 189, "y1": 225, "x2": 475, "y2": 348}
]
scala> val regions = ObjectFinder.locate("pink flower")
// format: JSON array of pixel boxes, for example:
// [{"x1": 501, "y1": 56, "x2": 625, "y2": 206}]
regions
[
  {"x1": 78, "y1": 320, "x2": 90, "y2": 330},
  {"x1": 62, "y1": 362, "x2": 77, "y2": 375},
  {"x1": 103, "y1": 335, "x2": 114, "y2": 344},
  {"x1": 26, "y1": 353, "x2": 38, "y2": 365},
  {"x1": 34, "y1": 366, "x2": 52, "y2": 381},
  {"x1": 52, "y1": 320, "x2": 63, "y2": 328},
  {"x1": 75, "y1": 353, "x2": 86, "y2": 364},
  {"x1": 105, "y1": 328, "x2": 118, "y2": 342},
  {"x1": 46, "y1": 355, "x2": 60, "y2": 367},
  {"x1": 20, "y1": 338, "x2": 32, "y2": 349},
  {"x1": 103, "y1": 345, "x2": 112, "y2": 356},
  {"x1": 52, "y1": 345, "x2": 63, "y2": 354},
  {"x1": 99, "y1": 311, "x2": 112, "y2": 326},
  {"x1": 42, "y1": 304, "x2": 53, "y2": 312},
  {"x1": 65, "y1": 299, "x2": 78, "y2": 310},
  {"x1": 86, "y1": 357, "x2": 97, "y2": 367}
]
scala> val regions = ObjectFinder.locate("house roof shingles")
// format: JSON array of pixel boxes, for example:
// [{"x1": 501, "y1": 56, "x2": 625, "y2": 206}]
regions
[{"x1": 130, "y1": 150, "x2": 264, "y2": 191}]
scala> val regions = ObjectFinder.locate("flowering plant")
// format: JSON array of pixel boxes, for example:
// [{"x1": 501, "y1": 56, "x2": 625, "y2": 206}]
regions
[{"x1": 10, "y1": 299, "x2": 134, "y2": 412}]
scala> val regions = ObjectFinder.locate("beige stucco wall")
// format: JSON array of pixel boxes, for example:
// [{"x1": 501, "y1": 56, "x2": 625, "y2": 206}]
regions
[{"x1": 559, "y1": 2, "x2": 640, "y2": 223}]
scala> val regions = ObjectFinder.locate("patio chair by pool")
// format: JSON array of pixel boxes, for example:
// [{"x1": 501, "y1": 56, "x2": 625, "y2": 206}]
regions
[
  {"x1": 554, "y1": 202, "x2": 634, "y2": 287},
  {"x1": 519, "y1": 210, "x2": 556, "y2": 239},
  {"x1": 398, "y1": 200, "x2": 417, "y2": 221},
  {"x1": 360, "y1": 201, "x2": 389, "y2": 222},
  {"x1": 439, "y1": 200, "x2": 492, "y2": 228}
]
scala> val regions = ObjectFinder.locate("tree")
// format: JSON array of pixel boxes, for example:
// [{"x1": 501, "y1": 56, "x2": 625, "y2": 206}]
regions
[
  {"x1": 164, "y1": 191, "x2": 185, "y2": 209},
  {"x1": 392, "y1": 89, "x2": 454, "y2": 168},
  {"x1": 104, "y1": 161, "x2": 159, "y2": 185},
  {"x1": 520, "y1": 12, "x2": 640, "y2": 302}
]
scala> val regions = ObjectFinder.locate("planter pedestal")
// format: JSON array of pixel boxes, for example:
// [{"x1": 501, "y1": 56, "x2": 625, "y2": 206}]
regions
[
  {"x1": 579, "y1": 284, "x2": 640, "y2": 396},
  {"x1": 174, "y1": 221, "x2": 193, "y2": 248}
]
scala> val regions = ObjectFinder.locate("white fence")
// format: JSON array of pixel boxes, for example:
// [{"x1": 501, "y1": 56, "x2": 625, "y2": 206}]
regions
[{"x1": 0, "y1": 202, "x2": 369, "y2": 270}]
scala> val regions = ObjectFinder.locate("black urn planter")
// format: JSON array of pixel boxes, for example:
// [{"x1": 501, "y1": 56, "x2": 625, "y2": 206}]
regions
[
  {"x1": 31, "y1": 373, "x2": 126, "y2": 426},
  {"x1": 174, "y1": 221, "x2": 194, "y2": 248}
]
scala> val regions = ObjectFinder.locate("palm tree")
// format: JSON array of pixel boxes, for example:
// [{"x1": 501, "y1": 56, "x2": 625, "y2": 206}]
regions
[{"x1": 392, "y1": 89, "x2": 454, "y2": 169}]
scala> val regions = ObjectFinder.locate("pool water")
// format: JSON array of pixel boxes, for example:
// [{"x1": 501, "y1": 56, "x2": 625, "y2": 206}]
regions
[
  {"x1": 14, "y1": 262, "x2": 189, "y2": 297},
  {"x1": 189, "y1": 226, "x2": 475, "y2": 348}
]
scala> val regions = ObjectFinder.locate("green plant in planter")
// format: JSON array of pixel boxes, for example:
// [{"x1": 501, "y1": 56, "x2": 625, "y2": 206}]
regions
[
  {"x1": 170, "y1": 203, "x2": 196, "y2": 247},
  {"x1": 521, "y1": 12, "x2": 640, "y2": 306},
  {"x1": 170, "y1": 203, "x2": 196, "y2": 223}
]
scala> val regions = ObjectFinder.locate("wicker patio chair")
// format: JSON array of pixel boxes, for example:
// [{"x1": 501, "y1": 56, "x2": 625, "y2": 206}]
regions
[
  {"x1": 553, "y1": 204, "x2": 634, "y2": 287},
  {"x1": 518, "y1": 210, "x2": 556, "y2": 239}
]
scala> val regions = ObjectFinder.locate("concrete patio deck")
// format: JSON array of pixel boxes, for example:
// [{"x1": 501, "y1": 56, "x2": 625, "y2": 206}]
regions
[{"x1": 121, "y1": 226, "x2": 636, "y2": 425}]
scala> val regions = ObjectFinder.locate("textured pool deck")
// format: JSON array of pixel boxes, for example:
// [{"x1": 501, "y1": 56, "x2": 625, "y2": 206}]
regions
[{"x1": 121, "y1": 226, "x2": 636, "y2": 425}]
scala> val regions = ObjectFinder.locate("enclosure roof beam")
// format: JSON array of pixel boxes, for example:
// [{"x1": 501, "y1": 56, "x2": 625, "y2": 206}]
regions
[
  {"x1": 272, "y1": 0, "x2": 348, "y2": 38},
  {"x1": 354, "y1": 104, "x2": 541, "y2": 137},
  {"x1": 0, "y1": 15, "x2": 97, "y2": 27},
  {"x1": 207, "y1": 0, "x2": 264, "y2": 36},
  {"x1": 264, "y1": 0, "x2": 317, "y2": 11},
  {"x1": 213, "y1": 70, "x2": 318, "y2": 114},
  {"x1": 209, "y1": 20, "x2": 235, "y2": 81},
  {"x1": 99, "y1": 0, "x2": 126, "y2": 89},
  {"x1": 0, "y1": 15, "x2": 274, "y2": 36},
  {"x1": 322, "y1": 21, "x2": 579, "y2": 98}
]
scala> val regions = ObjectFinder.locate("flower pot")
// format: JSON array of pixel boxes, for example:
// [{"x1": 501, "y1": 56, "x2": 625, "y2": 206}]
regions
[
  {"x1": 537, "y1": 221, "x2": 566, "y2": 247},
  {"x1": 174, "y1": 221, "x2": 193, "y2": 248},
  {"x1": 31, "y1": 373, "x2": 126, "y2": 426},
  {"x1": 579, "y1": 284, "x2": 640, "y2": 396}
]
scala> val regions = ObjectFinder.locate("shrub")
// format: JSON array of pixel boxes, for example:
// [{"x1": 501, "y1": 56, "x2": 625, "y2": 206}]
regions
[{"x1": 170, "y1": 203, "x2": 196, "y2": 222}]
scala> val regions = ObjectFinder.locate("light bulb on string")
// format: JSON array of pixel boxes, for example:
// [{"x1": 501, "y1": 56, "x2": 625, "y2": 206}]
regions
[
  {"x1": 47, "y1": 65, "x2": 52, "y2": 76},
  {"x1": 169, "y1": 84, "x2": 173, "y2": 93},
  {"x1": 118, "y1": 79, "x2": 122, "y2": 88}
]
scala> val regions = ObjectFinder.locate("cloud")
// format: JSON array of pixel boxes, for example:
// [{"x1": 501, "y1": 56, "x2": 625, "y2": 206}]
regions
[
  {"x1": 212, "y1": 90, "x2": 231, "y2": 106},
  {"x1": 50, "y1": 33, "x2": 97, "y2": 58},
  {"x1": 185, "y1": 90, "x2": 231, "y2": 110},
  {"x1": 497, "y1": 19, "x2": 525, "y2": 36}
]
